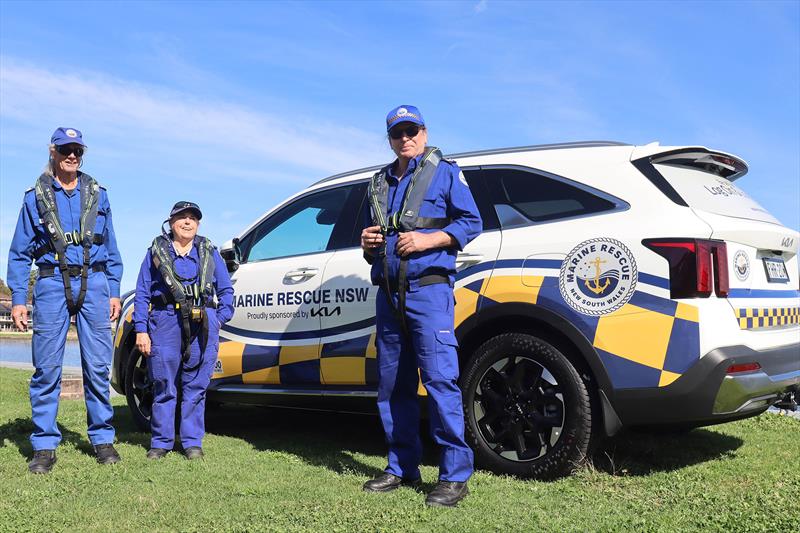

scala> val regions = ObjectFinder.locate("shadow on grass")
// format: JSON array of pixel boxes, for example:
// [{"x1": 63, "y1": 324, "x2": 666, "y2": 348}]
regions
[
  {"x1": 0, "y1": 417, "x2": 89, "y2": 459},
  {"x1": 590, "y1": 428, "x2": 745, "y2": 476},
  {"x1": 111, "y1": 401, "x2": 445, "y2": 480}
]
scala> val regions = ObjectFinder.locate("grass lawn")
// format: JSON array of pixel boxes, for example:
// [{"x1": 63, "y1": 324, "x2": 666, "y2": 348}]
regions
[{"x1": 0, "y1": 366, "x2": 797, "y2": 532}]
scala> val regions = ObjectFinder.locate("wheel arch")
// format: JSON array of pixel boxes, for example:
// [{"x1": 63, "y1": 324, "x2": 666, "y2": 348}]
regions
[{"x1": 455, "y1": 302, "x2": 622, "y2": 436}]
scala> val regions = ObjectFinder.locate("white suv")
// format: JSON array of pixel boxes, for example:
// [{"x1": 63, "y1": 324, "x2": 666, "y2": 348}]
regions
[{"x1": 112, "y1": 141, "x2": 799, "y2": 479}]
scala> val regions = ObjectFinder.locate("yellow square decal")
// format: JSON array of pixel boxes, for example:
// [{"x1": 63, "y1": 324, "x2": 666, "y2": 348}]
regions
[
  {"x1": 594, "y1": 305, "x2": 674, "y2": 370},
  {"x1": 280, "y1": 344, "x2": 319, "y2": 365},
  {"x1": 321, "y1": 357, "x2": 365, "y2": 385}
]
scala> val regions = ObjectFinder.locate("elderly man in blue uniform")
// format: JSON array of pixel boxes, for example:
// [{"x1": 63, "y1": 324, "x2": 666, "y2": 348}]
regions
[
  {"x1": 7, "y1": 127, "x2": 123, "y2": 473},
  {"x1": 361, "y1": 105, "x2": 482, "y2": 507}
]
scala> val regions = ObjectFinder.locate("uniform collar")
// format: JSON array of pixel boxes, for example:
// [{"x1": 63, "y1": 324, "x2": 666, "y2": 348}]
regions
[
  {"x1": 51, "y1": 173, "x2": 82, "y2": 192},
  {"x1": 388, "y1": 153, "x2": 423, "y2": 181}
]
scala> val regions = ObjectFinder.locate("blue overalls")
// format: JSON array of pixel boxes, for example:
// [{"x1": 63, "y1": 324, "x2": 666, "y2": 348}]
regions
[
  {"x1": 366, "y1": 153, "x2": 482, "y2": 482},
  {"x1": 133, "y1": 240, "x2": 234, "y2": 450},
  {"x1": 7, "y1": 174, "x2": 123, "y2": 450}
]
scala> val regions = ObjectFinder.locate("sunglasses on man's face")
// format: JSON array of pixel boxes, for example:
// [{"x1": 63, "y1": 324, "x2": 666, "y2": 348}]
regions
[
  {"x1": 389, "y1": 125, "x2": 422, "y2": 140},
  {"x1": 56, "y1": 145, "x2": 84, "y2": 158}
]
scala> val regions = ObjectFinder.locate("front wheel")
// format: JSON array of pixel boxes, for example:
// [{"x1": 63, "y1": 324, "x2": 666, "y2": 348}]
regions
[
  {"x1": 124, "y1": 348, "x2": 153, "y2": 432},
  {"x1": 460, "y1": 333, "x2": 592, "y2": 479}
]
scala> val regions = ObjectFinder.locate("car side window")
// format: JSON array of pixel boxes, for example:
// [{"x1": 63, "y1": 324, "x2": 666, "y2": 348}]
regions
[
  {"x1": 477, "y1": 167, "x2": 619, "y2": 225},
  {"x1": 242, "y1": 185, "x2": 354, "y2": 262},
  {"x1": 462, "y1": 168, "x2": 501, "y2": 231}
]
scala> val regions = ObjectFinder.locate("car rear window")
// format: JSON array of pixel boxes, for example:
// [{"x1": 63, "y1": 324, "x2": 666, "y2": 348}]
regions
[
  {"x1": 652, "y1": 162, "x2": 779, "y2": 224},
  {"x1": 477, "y1": 167, "x2": 620, "y2": 224}
]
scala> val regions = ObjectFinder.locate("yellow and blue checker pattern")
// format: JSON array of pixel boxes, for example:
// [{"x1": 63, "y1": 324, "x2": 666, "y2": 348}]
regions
[
  {"x1": 735, "y1": 307, "x2": 800, "y2": 329},
  {"x1": 212, "y1": 334, "x2": 379, "y2": 388},
  {"x1": 454, "y1": 274, "x2": 700, "y2": 389}
]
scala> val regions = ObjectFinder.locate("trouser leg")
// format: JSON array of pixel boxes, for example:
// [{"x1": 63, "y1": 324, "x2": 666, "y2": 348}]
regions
[
  {"x1": 29, "y1": 276, "x2": 69, "y2": 450},
  {"x1": 179, "y1": 310, "x2": 219, "y2": 449},
  {"x1": 405, "y1": 283, "x2": 474, "y2": 482},
  {"x1": 376, "y1": 288, "x2": 422, "y2": 480},
  {"x1": 75, "y1": 270, "x2": 115, "y2": 446},
  {"x1": 147, "y1": 310, "x2": 181, "y2": 449}
]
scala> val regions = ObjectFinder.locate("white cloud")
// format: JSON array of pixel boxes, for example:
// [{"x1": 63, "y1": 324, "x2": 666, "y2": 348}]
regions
[
  {"x1": 474, "y1": 0, "x2": 488, "y2": 14},
  {"x1": 0, "y1": 57, "x2": 384, "y2": 179}
]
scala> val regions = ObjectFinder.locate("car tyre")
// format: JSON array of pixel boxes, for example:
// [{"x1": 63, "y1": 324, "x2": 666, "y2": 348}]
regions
[
  {"x1": 460, "y1": 333, "x2": 592, "y2": 479},
  {"x1": 124, "y1": 348, "x2": 153, "y2": 432}
]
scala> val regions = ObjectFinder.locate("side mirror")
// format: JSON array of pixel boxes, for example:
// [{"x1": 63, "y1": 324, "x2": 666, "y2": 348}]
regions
[{"x1": 220, "y1": 238, "x2": 240, "y2": 273}]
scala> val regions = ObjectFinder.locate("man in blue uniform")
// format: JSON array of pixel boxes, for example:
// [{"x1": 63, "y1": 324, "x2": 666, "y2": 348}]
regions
[
  {"x1": 7, "y1": 127, "x2": 123, "y2": 473},
  {"x1": 361, "y1": 105, "x2": 482, "y2": 507}
]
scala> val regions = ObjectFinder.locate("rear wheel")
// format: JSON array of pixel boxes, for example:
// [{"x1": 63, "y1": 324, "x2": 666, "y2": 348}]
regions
[
  {"x1": 124, "y1": 348, "x2": 152, "y2": 432},
  {"x1": 460, "y1": 333, "x2": 592, "y2": 479}
]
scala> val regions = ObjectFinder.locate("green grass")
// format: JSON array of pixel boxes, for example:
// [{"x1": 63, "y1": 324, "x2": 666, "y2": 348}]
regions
[{"x1": 0, "y1": 366, "x2": 797, "y2": 532}]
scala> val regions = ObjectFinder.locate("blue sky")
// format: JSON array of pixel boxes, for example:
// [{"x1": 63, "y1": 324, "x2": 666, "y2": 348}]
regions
[{"x1": 1, "y1": 0, "x2": 798, "y2": 293}]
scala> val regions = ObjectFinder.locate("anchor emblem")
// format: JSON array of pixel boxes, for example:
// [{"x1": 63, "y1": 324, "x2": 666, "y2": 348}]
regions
[{"x1": 584, "y1": 257, "x2": 610, "y2": 295}]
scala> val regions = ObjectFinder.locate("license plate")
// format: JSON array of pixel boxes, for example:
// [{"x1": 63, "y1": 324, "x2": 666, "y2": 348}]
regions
[{"x1": 763, "y1": 257, "x2": 789, "y2": 283}]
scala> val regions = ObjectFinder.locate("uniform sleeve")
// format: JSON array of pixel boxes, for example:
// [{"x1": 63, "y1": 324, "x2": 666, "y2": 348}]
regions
[
  {"x1": 133, "y1": 250, "x2": 153, "y2": 333},
  {"x1": 102, "y1": 190, "x2": 123, "y2": 298},
  {"x1": 7, "y1": 194, "x2": 37, "y2": 306},
  {"x1": 442, "y1": 163, "x2": 483, "y2": 250},
  {"x1": 212, "y1": 249, "x2": 235, "y2": 324}
]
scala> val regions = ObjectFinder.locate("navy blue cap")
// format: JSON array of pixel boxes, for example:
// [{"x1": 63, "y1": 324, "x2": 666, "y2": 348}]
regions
[
  {"x1": 386, "y1": 105, "x2": 425, "y2": 131},
  {"x1": 170, "y1": 201, "x2": 202, "y2": 220},
  {"x1": 51, "y1": 127, "x2": 85, "y2": 146}
]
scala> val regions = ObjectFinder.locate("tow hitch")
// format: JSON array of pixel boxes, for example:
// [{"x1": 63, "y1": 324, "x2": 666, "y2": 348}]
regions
[{"x1": 773, "y1": 388, "x2": 798, "y2": 412}]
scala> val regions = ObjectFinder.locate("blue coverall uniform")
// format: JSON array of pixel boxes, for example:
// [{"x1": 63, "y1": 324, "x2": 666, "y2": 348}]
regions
[
  {"x1": 133, "y1": 240, "x2": 234, "y2": 450},
  {"x1": 365, "y1": 153, "x2": 482, "y2": 483},
  {"x1": 7, "y1": 174, "x2": 123, "y2": 450}
]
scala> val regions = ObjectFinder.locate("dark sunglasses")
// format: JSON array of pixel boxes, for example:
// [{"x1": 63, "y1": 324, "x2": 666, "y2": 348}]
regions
[
  {"x1": 389, "y1": 124, "x2": 423, "y2": 140},
  {"x1": 56, "y1": 145, "x2": 84, "y2": 157}
]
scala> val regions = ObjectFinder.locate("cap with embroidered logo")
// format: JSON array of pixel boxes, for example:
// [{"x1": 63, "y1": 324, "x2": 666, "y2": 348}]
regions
[
  {"x1": 51, "y1": 127, "x2": 85, "y2": 146},
  {"x1": 169, "y1": 201, "x2": 203, "y2": 220},
  {"x1": 386, "y1": 105, "x2": 425, "y2": 131}
]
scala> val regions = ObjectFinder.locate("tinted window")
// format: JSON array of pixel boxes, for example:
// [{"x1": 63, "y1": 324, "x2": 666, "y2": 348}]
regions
[
  {"x1": 462, "y1": 169, "x2": 501, "y2": 231},
  {"x1": 243, "y1": 186, "x2": 352, "y2": 262},
  {"x1": 479, "y1": 167, "x2": 618, "y2": 224}
]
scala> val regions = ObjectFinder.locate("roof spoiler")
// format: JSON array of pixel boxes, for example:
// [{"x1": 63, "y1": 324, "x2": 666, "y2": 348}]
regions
[{"x1": 634, "y1": 147, "x2": 749, "y2": 182}]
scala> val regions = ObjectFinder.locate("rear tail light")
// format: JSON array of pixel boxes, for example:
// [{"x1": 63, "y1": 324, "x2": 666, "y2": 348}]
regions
[
  {"x1": 643, "y1": 239, "x2": 729, "y2": 298},
  {"x1": 726, "y1": 362, "x2": 761, "y2": 374}
]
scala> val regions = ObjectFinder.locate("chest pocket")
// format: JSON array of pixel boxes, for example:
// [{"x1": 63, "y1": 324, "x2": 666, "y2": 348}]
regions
[
  {"x1": 420, "y1": 189, "x2": 448, "y2": 218},
  {"x1": 93, "y1": 206, "x2": 108, "y2": 237}
]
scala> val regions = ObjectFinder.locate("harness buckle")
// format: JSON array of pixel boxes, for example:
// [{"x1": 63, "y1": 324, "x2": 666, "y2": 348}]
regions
[
  {"x1": 190, "y1": 307, "x2": 203, "y2": 322},
  {"x1": 64, "y1": 231, "x2": 74, "y2": 245}
]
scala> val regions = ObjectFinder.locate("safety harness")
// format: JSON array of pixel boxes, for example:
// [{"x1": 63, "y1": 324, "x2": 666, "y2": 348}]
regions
[
  {"x1": 33, "y1": 173, "x2": 103, "y2": 315},
  {"x1": 149, "y1": 234, "x2": 216, "y2": 369},
  {"x1": 368, "y1": 146, "x2": 451, "y2": 333}
]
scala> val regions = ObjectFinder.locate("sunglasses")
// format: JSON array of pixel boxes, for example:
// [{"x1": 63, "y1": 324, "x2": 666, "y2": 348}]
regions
[
  {"x1": 389, "y1": 124, "x2": 423, "y2": 140},
  {"x1": 55, "y1": 145, "x2": 84, "y2": 158}
]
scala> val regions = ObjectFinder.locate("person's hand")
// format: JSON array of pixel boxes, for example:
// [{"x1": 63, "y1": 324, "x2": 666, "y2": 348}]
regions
[
  {"x1": 11, "y1": 305, "x2": 28, "y2": 332},
  {"x1": 361, "y1": 225, "x2": 384, "y2": 251},
  {"x1": 396, "y1": 231, "x2": 436, "y2": 257},
  {"x1": 136, "y1": 332, "x2": 152, "y2": 357},
  {"x1": 109, "y1": 298, "x2": 121, "y2": 321}
]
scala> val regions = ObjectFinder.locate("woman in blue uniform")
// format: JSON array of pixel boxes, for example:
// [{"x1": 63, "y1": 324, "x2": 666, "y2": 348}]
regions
[{"x1": 133, "y1": 201, "x2": 234, "y2": 459}]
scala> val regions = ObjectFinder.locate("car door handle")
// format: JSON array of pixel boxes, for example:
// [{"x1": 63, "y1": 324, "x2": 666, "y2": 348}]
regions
[
  {"x1": 284, "y1": 267, "x2": 319, "y2": 282},
  {"x1": 455, "y1": 253, "x2": 484, "y2": 270}
]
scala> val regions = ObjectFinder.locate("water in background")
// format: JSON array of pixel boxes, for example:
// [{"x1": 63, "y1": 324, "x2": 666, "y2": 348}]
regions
[{"x1": 0, "y1": 338, "x2": 82, "y2": 367}]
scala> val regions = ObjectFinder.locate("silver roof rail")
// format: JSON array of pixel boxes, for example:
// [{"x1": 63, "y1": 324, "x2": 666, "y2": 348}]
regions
[{"x1": 310, "y1": 140, "x2": 630, "y2": 186}]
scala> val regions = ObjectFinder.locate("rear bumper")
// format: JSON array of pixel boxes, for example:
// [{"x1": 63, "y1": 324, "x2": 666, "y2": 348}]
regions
[{"x1": 611, "y1": 342, "x2": 799, "y2": 427}]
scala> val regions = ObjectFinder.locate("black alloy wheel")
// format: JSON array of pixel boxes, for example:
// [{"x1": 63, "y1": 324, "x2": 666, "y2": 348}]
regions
[
  {"x1": 124, "y1": 348, "x2": 153, "y2": 432},
  {"x1": 460, "y1": 333, "x2": 592, "y2": 479}
]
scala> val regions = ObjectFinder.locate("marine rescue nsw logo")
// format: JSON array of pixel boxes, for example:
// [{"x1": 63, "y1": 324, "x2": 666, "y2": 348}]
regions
[{"x1": 559, "y1": 238, "x2": 638, "y2": 316}]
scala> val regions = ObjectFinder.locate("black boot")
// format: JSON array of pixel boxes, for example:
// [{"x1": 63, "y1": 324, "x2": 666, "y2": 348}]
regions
[
  {"x1": 425, "y1": 481, "x2": 469, "y2": 507},
  {"x1": 363, "y1": 473, "x2": 421, "y2": 492},
  {"x1": 28, "y1": 449, "x2": 57, "y2": 474},
  {"x1": 146, "y1": 448, "x2": 169, "y2": 460},
  {"x1": 184, "y1": 447, "x2": 204, "y2": 460},
  {"x1": 94, "y1": 443, "x2": 121, "y2": 465}
]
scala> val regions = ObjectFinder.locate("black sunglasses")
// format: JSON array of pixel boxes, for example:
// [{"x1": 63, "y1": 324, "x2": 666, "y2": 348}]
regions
[
  {"x1": 56, "y1": 145, "x2": 84, "y2": 157},
  {"x1": 389, "y1": 124, "x2": 423, "y2": 140}
]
